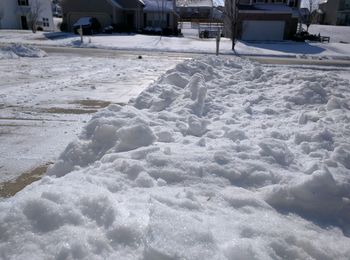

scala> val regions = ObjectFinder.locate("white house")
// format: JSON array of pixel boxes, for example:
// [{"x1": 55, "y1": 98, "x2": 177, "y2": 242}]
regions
[{"x1": 0, "y1": 0, "x2": 54, "y2": 31}]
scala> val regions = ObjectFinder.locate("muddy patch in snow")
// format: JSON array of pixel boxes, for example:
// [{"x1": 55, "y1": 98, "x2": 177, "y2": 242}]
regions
[
  {"x1": 71, "y1": 99, "x2": 111, "y2": 108},
  {"x1": 42, "y1": 107, "x2": 98, "y2": 114},
  {"x1": 0, "y1": 163, "x2": 52, "y2": 198}
]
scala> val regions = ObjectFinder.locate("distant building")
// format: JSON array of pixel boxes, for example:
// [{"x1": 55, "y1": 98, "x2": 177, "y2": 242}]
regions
[
  {"x1": 61, "y1": 0, "x2": 145, "y2": 32},
  {"x1": 52, "y1": 2, "x2": 62, "y2": 18},
  {"x1": 317, "y1": 0, "x2": 350, "y2": 25},
  {"x1": 143, "y1": 0, "x2": 178, "y2": 32},
  {"x1": 0, "y1": 0, "x2": 54, "y2": 31},
  {"x1": 176, "y1": 0, "x2": 215, "y2": 21},
  {"x1": 224, "y1": 0, "x2": 301, "y2": 41},
  {"x1": 61, "y1": 0, "x2": 178, "y2": 33}
]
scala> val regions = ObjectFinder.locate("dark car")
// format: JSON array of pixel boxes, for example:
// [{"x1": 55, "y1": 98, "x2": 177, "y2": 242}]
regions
[{"x1": 73, "y1": 17, "x2": 101, "y2": 35}]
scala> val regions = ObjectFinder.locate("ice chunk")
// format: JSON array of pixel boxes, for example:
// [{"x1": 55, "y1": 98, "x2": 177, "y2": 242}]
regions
[
  {"x1": 259, "y1": 139, "x2": 294, "y2": 166},
  {"x1": 186, "y1": 115, "x2": 208, "y2": 137},
  {"x1": 285, "y1": 82, "x2": 328, "y2": 105},
  {"x1": 161, "y1": 72, "x2": 189, "y2": 89},
  {"x1": 135, "y1": 172, "x2": 155, "y2": 188},
  {"x1": 332, "y1": 145, "x2": 350, "y2": 169},
  {"x1": 115, "y1": 124, "x2": 156, "y2": 152},
  {"x1": 265, "y1": 169, "x2": 350, "y2": 223},
  {"x1": 225, "y1": 129, "x2": 247, "y2": 142}
]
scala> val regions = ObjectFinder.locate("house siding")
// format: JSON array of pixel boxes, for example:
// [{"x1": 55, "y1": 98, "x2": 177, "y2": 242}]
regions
[
  {"x1": 319, "y1": 0, "x2": 340, "y2": 25},
  {"x1": 0, "y1": 0, "x2": 54, "y2": 31},
  {"x1": 62, "y1": 0, "x2": 114, "y2": 31},
  {"x1": 62, "y1": 0, "x2": 144, "y2": 31},
  {"x1": 224, "y1": 0, "x2": 299, "y2": 40},
  {"x1": 319, "y1": 0, "x2": 350, "y2": 25}
]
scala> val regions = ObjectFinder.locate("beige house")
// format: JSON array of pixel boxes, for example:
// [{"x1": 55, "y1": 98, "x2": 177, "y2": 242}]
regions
[
  {"x1": 224, "y1": 0, "x2": 301, "y2": 41},
  {"x1": 318, "y1": 0, "x2": 350, "y2": 25},
  {"x1": 61, "y1": 0, "x2": 145, "y2": 32}
]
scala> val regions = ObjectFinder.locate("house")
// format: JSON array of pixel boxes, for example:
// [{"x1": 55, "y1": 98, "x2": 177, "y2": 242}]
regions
[
  {"x1": 61, "y1": 0, "x2": 145, "y2": 32},
  {"x1": 52, "y1": 1, "x2": 62, "y2": 18},
  {"x1": 317, "y1": 0, "x2": 350, "y2": 25},
  {"x1": 143, "y1": 0, "x2": 178, "y2": 33},
  {"x1": 224, "y1": 0, "x2": 301, "y2": 41},
  {"x1": 176, "y1": 0, "x2": 214, "y2": 21},
  {"x1": 0, "y1": 0, "x2": 54, "y2": 31}
]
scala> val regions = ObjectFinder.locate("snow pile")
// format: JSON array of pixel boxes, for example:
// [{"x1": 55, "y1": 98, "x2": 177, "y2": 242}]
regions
[
  {"x1": 0, "y1": 44, "x2": 47, "y2": 59},
  {"x1": 1, "y1": 56, "x2": 350, "y2": 259}
]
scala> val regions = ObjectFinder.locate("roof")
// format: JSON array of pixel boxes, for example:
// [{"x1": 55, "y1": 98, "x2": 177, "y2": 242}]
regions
[
  {"x1": 318, "y1": 0, "x2": 328, "y2": 4},
  {"x1": 73, "y1": 17, "x2": 93, "y2": 26},
  {"x1": 213, "y1": 0, "x2": 224, "y2": 7},
  {"x1": 238, "y1": 4, "x2": 293, "y2": 13},
  {"x1": 144, "y1": 0, "x2": 175, "y2": 12},
  {"x1": 176, "y1": 0, "x2": 213, "y2": 8},
  {"x1": 108, "y1": 0, "x2": 145, "y2": 8}
]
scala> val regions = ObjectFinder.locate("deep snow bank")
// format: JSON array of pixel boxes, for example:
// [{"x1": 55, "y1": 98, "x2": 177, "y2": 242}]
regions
[
  {"x1": 0, "y1": 44, "x2": 47, "y2": 59},
  {"x1": 1, "y1": 56, "x2": 350, "y2": 259}
]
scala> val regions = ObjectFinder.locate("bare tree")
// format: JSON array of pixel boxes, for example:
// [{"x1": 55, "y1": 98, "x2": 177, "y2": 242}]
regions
[
  {"x1": 28, "y1": 0, "x2": 43, "y2": 33},
  {"x1": 224, "y1": 0, "x2": 239, "y2": 50},
  {"x1": 305, "y1": 0, "x2": 318, "y2": 31}
]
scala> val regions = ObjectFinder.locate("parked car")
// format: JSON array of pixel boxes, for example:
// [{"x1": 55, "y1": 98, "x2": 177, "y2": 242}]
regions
[{"x1": 73, "y1": 17, "x2": 101, "y2": 35}]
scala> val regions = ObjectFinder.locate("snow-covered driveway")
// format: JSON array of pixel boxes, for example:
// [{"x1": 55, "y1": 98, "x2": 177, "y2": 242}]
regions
[{"x1": 0, "y1": 48, "x2": 187, "y2": 184}]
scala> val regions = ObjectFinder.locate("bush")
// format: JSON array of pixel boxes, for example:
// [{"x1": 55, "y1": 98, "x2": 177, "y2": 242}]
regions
[
  {"x1": 60, "y1": 22, "x2": 68, "y2": 32},
  {"x1": 292, "y1": 31, "x2": 321, "y2": 42}
]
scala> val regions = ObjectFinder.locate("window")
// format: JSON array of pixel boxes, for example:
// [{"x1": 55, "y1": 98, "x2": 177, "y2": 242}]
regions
[
  {"x1": 43, "y1": 18, "x2": 49, "y2": 27},
  {"x1": 18, "y1": 0, "x2": 29, "y2": 6}
]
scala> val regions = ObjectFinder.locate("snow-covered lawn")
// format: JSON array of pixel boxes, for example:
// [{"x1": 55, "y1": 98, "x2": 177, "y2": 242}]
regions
[
  {"x1": 0, "y1": 55, "x2": 349, "y2": 259},
  {"x1": 1, "y1": 24, "x2": 350, "y2": 58},
  {"x1": 308, "y1": 24, "x2": 350, "y2": 44},
  {"x1": 0, "y1": 45, "x2": 185, "y2": 183}
]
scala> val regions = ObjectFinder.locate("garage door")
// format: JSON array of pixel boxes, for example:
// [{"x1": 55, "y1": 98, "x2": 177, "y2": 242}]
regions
[{"x1": 242, "y1": 20, "x2": 285, "y2": 41}]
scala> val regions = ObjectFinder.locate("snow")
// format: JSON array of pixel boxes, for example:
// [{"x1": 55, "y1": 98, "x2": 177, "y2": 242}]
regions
[
  {"x1": 308, "y1": 24, "x2": 350, "y2": 43},
  {"x1": 177, "y1": 0, "x2": 213, "y2": 7},
  {"x1": 0, "y1": 47, "x2": 184, "y2": 182},
  {"x1": 73, "y1": 17, "x2": 93, "y2": 27},
  {"x1": 213, "y1": 0, "x2": 224, "y2": 6},
  {"x1": 1, "y1": 27, "x2": 349, "y2": 58},
  {"x1": 239, "y1": 4, "x2": 293, "y2": 12},
  {"x1": 0, "y1": 44, "x2": 47, "y2": 59},
  {"x1": 1, "y1": 56, "x2": 350, "y2": 259}
]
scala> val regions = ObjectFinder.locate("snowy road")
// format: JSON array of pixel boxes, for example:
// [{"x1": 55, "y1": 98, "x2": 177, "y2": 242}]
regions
[
  {"x1": 0, "y1": 51, "x2": 188, "y2": 185},
  {"x1": 28, "y1": 44, "x2": 350, "y2": 67}
]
